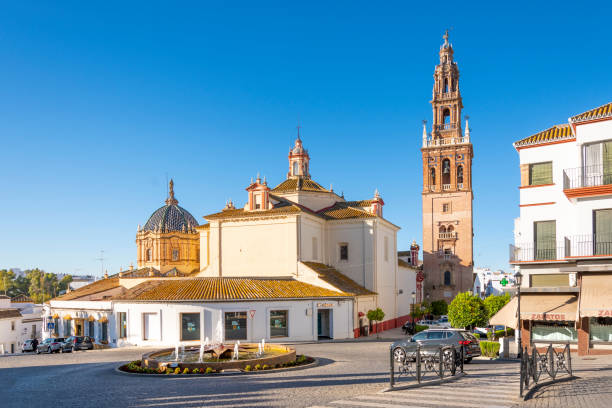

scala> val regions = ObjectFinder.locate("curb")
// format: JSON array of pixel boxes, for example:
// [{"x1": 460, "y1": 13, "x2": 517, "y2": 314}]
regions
[
  {"x1": 114, "y1": 357, "x2": 320, "y2": 378},
  {"x1": 381, "y1": 372, "x2": 466, "y2": 392}
]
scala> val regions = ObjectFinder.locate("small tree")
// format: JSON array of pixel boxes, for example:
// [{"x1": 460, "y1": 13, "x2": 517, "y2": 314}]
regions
[
  {"x1": 448, "y1": 291, "x2": 487, "y2": 329},
  {"x1": 367, "y1": 308, "x2": 385, "y2": 337},
  {"x1": 431, "y1": 300, "x2": 448, "y2": 317},
  {"x1": 484, "y1": 293, "x2": 511, "y2": 320}
]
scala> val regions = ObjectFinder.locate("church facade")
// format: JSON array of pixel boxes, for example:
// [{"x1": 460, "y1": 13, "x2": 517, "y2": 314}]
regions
[
  {"x1": 44, "y1": 135, "x2": 418, "y2": 346},
  {"x1": 421, "y1": 32, "x2": 474, "y2": 301}
]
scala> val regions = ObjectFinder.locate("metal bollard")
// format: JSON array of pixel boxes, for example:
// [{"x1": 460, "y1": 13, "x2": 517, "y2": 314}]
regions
[
  {"x1": 439, "y1": 347, "x2": 444, "y2": 379},
  {"x1": 460, "y1": 344, "x2": 464, "y2": 373},
  {"x1": 416, "y1": 344, "x2": 421, "y2": 383},
  {"x1": 566, "y1": 343, "x2": 572, "y2": 376},
  {"x1": 389, "y1": 345, "x2": 395, "y2": 388}
]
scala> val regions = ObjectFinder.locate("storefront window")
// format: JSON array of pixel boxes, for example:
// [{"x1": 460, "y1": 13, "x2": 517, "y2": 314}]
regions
[
  {"x1": 64, "y1": 320, "x2": 71, "y2": 336},
  {"x1": 225, "y1": 311, "x2": 247, "y2": 340},
  {"x1": 270, "y1": 310, "x2": 288, "y2": 338},
  {"x1": 590, "y1": 317, "x2": 612, "y2": 342},
  {"x1": 53, "y1": 318, "x2": 59, "y2": 336},
  {"x1": 181, "y1": 313, "x2": 200, "y2": 341},
  {"x1": 532, "y1": 321, "x2": 577, "y2": 342},
  {"x1": 101, "y1": 322, "x2": 108, "y2": 342},
  {"x1": 88, "y1": 320, "x2": 95, "y2": 338},
  {"x1": 119, "y1": 312, "x2": 127, "y2": 339}
]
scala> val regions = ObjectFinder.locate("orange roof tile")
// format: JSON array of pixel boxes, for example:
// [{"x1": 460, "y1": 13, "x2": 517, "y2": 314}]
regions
[
  {"x1": 53, "y1": 278, "x2": 121, "y2": 301},
  {"x1": 317, "y1": 202, "x2": 376, "y2": 220},
  {"x1": 514, "y1": 124, "x2": 574, "y2": 148},
  {"x1": 302, "y1": 262, "x2": 375, "y2": 296},
  {"x1": 113, "y1": 277, "x2": 350, "y2": 301},
  {"x1": 272, "y1": 178, "x2": 330, "y2": 193},
  {"x1": 570, "y1": 101, "x2": 612, "y2": 123}
]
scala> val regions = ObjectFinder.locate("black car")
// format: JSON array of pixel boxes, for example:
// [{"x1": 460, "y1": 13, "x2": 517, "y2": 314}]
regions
[
  {"x1": 36, "y1": 338, "x2": 66, "y2": 354},
  {"x1": 64, "y1": 336, "x2": 94, "y2": 351},
  {"x1": 391, "y1": 329, "x2": 481, "y2": 364}
]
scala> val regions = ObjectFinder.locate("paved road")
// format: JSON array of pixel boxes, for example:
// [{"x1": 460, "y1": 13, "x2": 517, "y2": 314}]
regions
[{"x1": 0, "y1": 341, "x2": 521, "y2": 408}]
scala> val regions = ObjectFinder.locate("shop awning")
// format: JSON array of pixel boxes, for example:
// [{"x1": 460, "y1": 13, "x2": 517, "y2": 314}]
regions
[
  {"x1": 489, "y1": 294, "x2": 578, "y2": 327},
  {"x1": 580, "y1": 274, "x2": 612, "y2": 317}
]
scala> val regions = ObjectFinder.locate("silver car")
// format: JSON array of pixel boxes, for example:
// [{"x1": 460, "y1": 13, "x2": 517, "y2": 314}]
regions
[{"x1": 391, "y1": 329, "x2": 481, "y2": 363}]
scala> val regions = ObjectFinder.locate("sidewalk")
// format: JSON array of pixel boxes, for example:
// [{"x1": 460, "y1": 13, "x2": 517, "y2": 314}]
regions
[{"x1": 518, "y1": 354, "x2": 612, "y2": 408}]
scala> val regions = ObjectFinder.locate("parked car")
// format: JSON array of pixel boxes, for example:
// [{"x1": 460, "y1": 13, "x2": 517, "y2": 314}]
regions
[
  {"x1": 36, "y1": 337, "x2": 66, "y2": 354},
  {"x1": 64, "y1": 336, "x2": 94, "y2": 351},
  {"x1": 434, "y1": 317, "x2": 452, "y2": 328},
  {"x1": 391, "y1": 329, "x2": 481, "y2": 364},
  {"x1": 416, "y1": 319, "x2": 438, "y2": 326},
  {"x1": 22, "y1": 339, "x2": 38, "y2": 353},
  {"x1": 58, "y1": 339, "x2": 74, "y2": 353}
]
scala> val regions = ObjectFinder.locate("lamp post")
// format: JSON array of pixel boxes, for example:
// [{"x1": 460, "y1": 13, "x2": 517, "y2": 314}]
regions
[
  {"x1": 411, "y1": 291, "x2": 416, "y2": 323},
  {"x1": 515, "y1": 271, "x2": 523, "y2": 358}
]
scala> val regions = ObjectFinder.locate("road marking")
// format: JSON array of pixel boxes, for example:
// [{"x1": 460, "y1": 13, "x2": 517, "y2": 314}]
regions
[
  {"x1": 386, "y1": 388, "x2": 518, "y2": 400},
  {"x1": 356, "y1": 395, "x2": 512, "y2": 408},
  {"x1": 331, "y1": 400, "x2": 425, "y2": 408}
]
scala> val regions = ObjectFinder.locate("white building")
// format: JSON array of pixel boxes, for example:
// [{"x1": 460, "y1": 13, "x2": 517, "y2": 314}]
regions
[
  {"x1": 69, "y1": 276, "x2": 96, "y2": 291},
  {"x1": 472, "y1": 268, "x2": 515, "y2": 298},
  {"x1": 0, "y1": 296, "x2": 23, "y2": 354},
  {"x1": 496, "y1": 101, "x2": 612, "y2": 356},
  {"x1": 46, "y1": 135, "x2": 416, "y2": 346}
]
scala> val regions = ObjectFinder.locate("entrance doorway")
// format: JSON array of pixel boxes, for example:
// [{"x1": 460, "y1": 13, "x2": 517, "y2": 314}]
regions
[
  {"x1": 75, "y1": 319, "x2": 83, "y2": 336},
  {"x1": 317, "y1": 309, "x2": 333, "y2": 339}
]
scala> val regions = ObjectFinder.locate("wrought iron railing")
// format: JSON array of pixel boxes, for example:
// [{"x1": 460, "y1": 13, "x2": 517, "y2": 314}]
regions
[
  {"x1": 439, "y1": 232, "x2": 457, "y2": 240},
  {"x1": 520, "y1": 343, "x2": 573, "y2": 397},
  {"x1": 424, "y1": 137, "x2": 468, "y2": 147},
  {"x1": 565, "y1": 234, "x2": 612, "y2": 257},
  {"x1": 509, "y1": 242, "x2": 566, "y2": 262},
  {"x1": 442, "y1": 184, "x2": 451, "y2": 190},
  {"x1": 563, "y1": 164, "x2": 612, "y2": 189},
  {"x1": 389, "y1": 344, "x2": 464, "y2": 389}
]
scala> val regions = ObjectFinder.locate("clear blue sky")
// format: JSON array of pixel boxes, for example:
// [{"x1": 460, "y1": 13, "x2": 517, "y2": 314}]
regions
[{"x1": 1, "y1": 2, "x2": 611, "y2": 277}]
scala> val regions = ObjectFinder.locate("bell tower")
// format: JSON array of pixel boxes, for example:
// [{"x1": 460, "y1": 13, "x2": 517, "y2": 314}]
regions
[{"x1": 421, "y1": 31, "x2": 474, "y2": 302}]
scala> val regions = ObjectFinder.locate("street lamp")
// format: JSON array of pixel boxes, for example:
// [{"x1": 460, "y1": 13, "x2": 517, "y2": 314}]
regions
[
  {"x1": 411, "y1": 291, "x2": 416, "y2": 322},
  {"x1": 515, "y1": 271, "x2": 523, "y2": 357}
]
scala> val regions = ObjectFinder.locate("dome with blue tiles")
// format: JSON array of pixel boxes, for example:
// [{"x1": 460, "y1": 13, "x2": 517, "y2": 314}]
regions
[{"x1": 143, "y1": 180, "x2": 199, "y2": 233}]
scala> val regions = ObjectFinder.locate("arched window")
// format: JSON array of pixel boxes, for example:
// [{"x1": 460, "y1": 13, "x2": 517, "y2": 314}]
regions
[
  {"x1": 442, "y1": 159, "x2": 451, "y2": 185},
  {"x1": 443, "y1": 109, "x2": 451, "y2": 124},
  {"x1": 452, "y1": 79, "x2": 457, "y2": 92},
  {"x1": 439, "y1": 226, "x2": 446, "y2": 233},
  {"x1": 457, "y1": 165, "x2": 464, "y2": 185},
  {"x1": 447, "y1": 225, "x2": 454, "y2": 232},
  {"x1": 172, "y1": 249, "x2": 179, "y2": 261},
  {"x1": 146, "y1": 248, "x2": 152, "y2": 262},
  {"x1": 443, "y1": 78, "x2": 449, "y2": 93},
  {"x1": 444, "y1": 271, "x2": 451, "y2": 286},
  {"x1": 430, "y1": 167, "x2": 436, "y2": 187},
  {"x1": 292, "y1": 162, "x2": 299, "y2": 175}
]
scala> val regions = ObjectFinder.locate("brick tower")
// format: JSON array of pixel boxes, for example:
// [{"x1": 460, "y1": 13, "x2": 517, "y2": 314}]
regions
[{"x1": 421, "y1": 31, "x2": 474, "y2": 302}]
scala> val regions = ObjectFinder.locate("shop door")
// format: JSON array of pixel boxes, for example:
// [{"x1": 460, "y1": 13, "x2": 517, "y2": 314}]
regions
[{"x1": 317, "y1": 309, "x2": 332, "y2": 339}]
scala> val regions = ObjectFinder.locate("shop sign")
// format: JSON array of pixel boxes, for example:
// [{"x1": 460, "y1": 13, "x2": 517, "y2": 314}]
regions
[
  {"x1": 598, "y1": 310, "x2": 612, "y2": 317},
  {"x1": 317, "y1": 303, "x2": 333, "y2": 308},
  {"x1": 249, "y1": 310, "x2": 256, "y2": 319},
  {"x1": 529, "y1": 313, "x2": 566, "y2": 321}
]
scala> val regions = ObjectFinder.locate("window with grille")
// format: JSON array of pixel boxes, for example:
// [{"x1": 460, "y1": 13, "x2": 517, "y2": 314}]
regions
[
  {"x1": 534, "y1": 220, "x2": 556, "y2": 260},
  {"x1": 529, "y1": 162, "x2": 553, "y2": 186},
  {"x1": 595, "y1": 209, "x2": 612, "y2": 255},
  {"x1": 339, "y1": 244, "x2": 348, "y2": 261}
]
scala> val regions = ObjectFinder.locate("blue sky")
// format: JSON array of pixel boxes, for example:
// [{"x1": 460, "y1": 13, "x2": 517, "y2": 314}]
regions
[{"x1": 1, "y1": 2, "x2": 611, "y2": 276}]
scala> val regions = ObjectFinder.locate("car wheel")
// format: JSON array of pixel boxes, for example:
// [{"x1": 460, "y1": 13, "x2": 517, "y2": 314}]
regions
[
  {"x1": 393, "y1": 347, "x2": 407, "y2": 363},
  {"x1": 464, "y1": 357, "x2": 473, "y2": 363}
]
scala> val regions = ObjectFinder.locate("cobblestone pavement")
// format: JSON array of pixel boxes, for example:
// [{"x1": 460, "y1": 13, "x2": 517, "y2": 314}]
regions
[
  {"x1": 516, "y1": 354, "x2": 612, "y2": 408},
  {"x1": 0, "y1": 340, "x2": 523, "y2": 408}
]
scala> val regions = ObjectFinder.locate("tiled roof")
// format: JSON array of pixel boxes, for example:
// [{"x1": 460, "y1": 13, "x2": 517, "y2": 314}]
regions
[
  {"x1": 116, "y1": 267, "x2": 195, "y2": 279},
  {"x1": 113, "y1": 277, "x2": 350, "y2": 301},
  {"x1": 398, "y1": 259, "x2": 413, "y2": 268},
  {"x1": 143, "y1": 204, "x2": 199, "y2": 232},
  {"x1": 0, "y1": 295, "x2": 10, "y2": 299},
  {"x1": 345, "y1": 200, "x2": 374, "y2": 207},
  {"x1": 317, "y1": 202, "x2": 376, "y2": 220},
  {"x1": 272, "y1": 178, "x2": 330, "y2": 193},
  {"x1": 0, "y1": 308, "x2": 22, "y2": 319},
  {"x1": 204, "y1": 204, "x2": 304, "y2": 220},
  {"x1": 54, "y1": 278, "x2": 121, "y2": 301},
  {"x1": 302, "y1": 262, "x2": 376, "y2": 296},
  {"x1": 514, "y1": 124, "x2": 574, "y2": 148},
  {"x1": 570, "y1": 101, "x2": 612, "y2": 123},
  {"x1": 10, "y1": 295, "x2": 33, "y2": 303}
]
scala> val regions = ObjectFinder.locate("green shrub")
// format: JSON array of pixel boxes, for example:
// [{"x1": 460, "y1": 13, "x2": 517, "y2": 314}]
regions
[
  {"x1": 192, "y1": 368, "x2": 200, "y2": 374},
  {"x1": 205, "y1": 367, "x2": 213, "y2": 374},
  {"x1": 479, "y1": 341, "x2": 500, "y2": 358},
  {"x1": 473, "y1": 333, "x2": 480, "y2": 339},
  {"x1": 166, "y1": 368, "x2": 172, "y2": 374},
  {"x1": 296, "y1": 355, "x2": 306, "y2": 364},
  {"x1": 244, "y1": 365, "x2": 251, "y2": 372},
  {"x1": 174, "y1": 367, "x2": 180, "y2": 374},
  {"x1": 415, "y1": 325, "x2": 429, "y2": 333},
  {"x1": 182, "y1": 368, "x2": 190, "y2": 374},
  {"x1": 254, "y1": 364, "x2": 262, "y2": 371},
  {"x1": 262, "y1": 364, "x2": 269, "y2": 370},
  {"x1": 494, "y1": 328, "x2": 514, "y2": 338}
]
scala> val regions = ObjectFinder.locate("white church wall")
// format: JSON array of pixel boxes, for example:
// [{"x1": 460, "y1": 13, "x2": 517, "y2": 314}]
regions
[
  {"x1": 326, "y1": 220, "x2": 375, "y2": 290},
  {"x1": 374, "y1": 220, "x2": 401, "y2": 320},
  {"x1": 299, "y1": 214, "x2": 325, "y2": 263},
  {"x1": 397, "y1": 265, "x2": 417, "y2": 318}
]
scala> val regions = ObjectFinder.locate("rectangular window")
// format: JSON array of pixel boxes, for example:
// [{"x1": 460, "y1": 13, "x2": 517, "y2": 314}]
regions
[
  {"x1": 442, "y1": 203, "x2": 450, "y2": 213},
  {"x1": 64, "y1": 320, "x2": 71, "y2": 337},
  {"x1": 583, "y1": 141, "x2": 612, "y2": 186},
  {"x1": 11, "y1": 321, "x2": 15, "y2": 331},
  {"x1": 312, "y1": 237, "x2": 318, "y2": 261},
  {"x1": 54, "y1": 318, "x2": 59, "y2": 336},
  {"x1": 384, "y1": 236, "x2": 389, "y2": 261},
  {"x1": 270, "y1": 310, "x2": 288, "y2": 338},
  {"x1": 339, "y1": 244, "x2": 348, "y2": 261},
  {"x1": 181, "y1": 313, "x2": 200, "y2": 341},
  {"x1": 101, "y1": 322, "x2": 108, "y2": 342},
  {"x1": 589, "y1": 317, "x2": 612, "y2": 342},
  {"x1": 594, "y1": 209, "x2": 612, "y2": 255},
  {"x1": 530, "y1": 274, "x2": 569, "y2": 287},
  {"x1": 532, "y1": 322, "x2": 577, "y2": 342},
  {"x1": 529, "y1": 162, "x2": 553, "y2": 186},
  {"x1": 534, "y1": 220, "x2": 556, "y2": 260},
  {"x1": 254, "y1": 194, "x2": 261, "y2": 210},
  {"x1": 225, "y1": 311, "x2": 247, "y2": 340},
  {"x1": 88, "y1": 320, "x2": 95, "y2": 338},
  {"x1": 118, "y1": 312, "x2": 127, "y2": 339},
  {"x1": 172, "y1": 249, "x2": 179, "y2": 261}
]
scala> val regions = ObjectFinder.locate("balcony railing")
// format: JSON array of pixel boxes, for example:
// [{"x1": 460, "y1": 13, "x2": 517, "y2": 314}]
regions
[
  {"x1": 565, "y1": 234, "x2": 612, "y2": 258},
  {"x1": 436, "y1": 91, "x2": 459, "y2": 100},
  {"x1": 563, "y1": 164, "x2": 612, "y2": 190},
  {"x1": 436, "y1": 251, "x2": 456, "y2": 260},
  {"x1": 435, "y1": 124, "x2": 457, "y2": 131},
  {"x1": 424, "y1": 137, "x2": 469, "y2": 148},
  {"x1": 509, "y1": 242, "x2": 566, "y2": 263},
  {"x1": 442, "y1": 184, "x2": 451, "y2": 191},
  {"x1": 439, "y1": 232, "x2": 457, "y2": 240}
]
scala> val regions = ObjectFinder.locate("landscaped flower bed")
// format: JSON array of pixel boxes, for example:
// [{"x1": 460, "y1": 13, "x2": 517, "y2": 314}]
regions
[{"x1": 119, "y1": 354, "x2": 314, "y2": 375}]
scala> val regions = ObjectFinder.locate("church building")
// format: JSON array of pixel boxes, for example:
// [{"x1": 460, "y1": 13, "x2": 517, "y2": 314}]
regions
[
  {"x1": 421, "y1": 32, "x2": 474, "y2": 301},
  {"x1": 44, "y1": 135, "x2": 416, "y2": 346}
]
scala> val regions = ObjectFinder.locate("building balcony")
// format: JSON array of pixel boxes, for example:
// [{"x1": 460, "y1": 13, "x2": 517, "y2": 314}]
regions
[
  {"x1": 563, "y1": 165, "x2": 612, "y2": 199},
  {"x1": 442, "y1": 184, "x2": 451, "y2": 191},
  {"x1": 435, "y1": 91, "x2": 460, "y2": 101},
  {"x1": 509, "y1": 242, "x2": 567, "y2": 264},
  {"x1": 424, "y1": 136, "x2": 469, "y2": 148},
  {"x1": 565, "y1": 234, "x2": 612, "y2": 259},
  {"x1": 439, "y1": 232, "x2": 457, "y2": 240},
  {"x1": 434, "y1": 124, "x2": 457, "y2": 131},
  {"x1": 436, "y1": 251, "x2": 457, "y2": 260}
]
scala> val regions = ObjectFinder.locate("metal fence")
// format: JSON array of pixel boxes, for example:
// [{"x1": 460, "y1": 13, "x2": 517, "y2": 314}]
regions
[
  {"x1": 519, "y1": 343, "x2": 573, "y2": 397},
  {"x1": 389, "y1": 343, "x2": 464, "y2": 389}
]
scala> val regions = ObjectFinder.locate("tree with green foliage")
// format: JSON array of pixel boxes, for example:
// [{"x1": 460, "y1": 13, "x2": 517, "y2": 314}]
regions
[
  {"x1": 448, "y1": 291, "x2": 487, "y2": 329},
  {"x1": 367, "y1": 307, "x2": 385, "y2": 337},
  {"x1": 58, "y1": 275, "x2": 73, "y2": 293},
  {"x1": 483, "y1": 293, "x2": 511, "y2": 320},
  {"x1": 27, "y1": 269, "x2": 60, "y2": 303},
  {"x1": 431, "y1": 300, "x2": 448, "y2": 317},
  {"x1": 0, "y1": 269, "x2": 16, "y2": 295}
]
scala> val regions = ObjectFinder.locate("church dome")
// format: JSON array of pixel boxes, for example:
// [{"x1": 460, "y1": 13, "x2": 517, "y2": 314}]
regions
[{"x1": 142, "y1": 180, "x2": 199, "y2": 232}]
